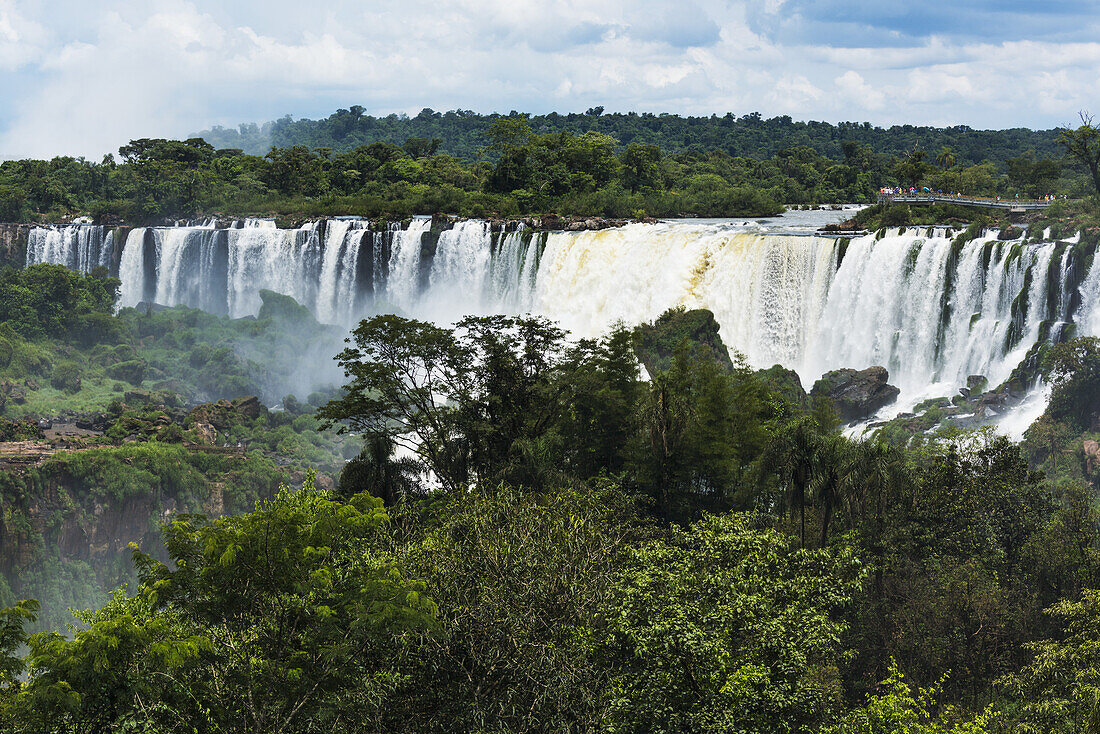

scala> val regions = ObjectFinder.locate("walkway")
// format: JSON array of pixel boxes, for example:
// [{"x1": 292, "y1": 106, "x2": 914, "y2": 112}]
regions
[{"x1": 877, "y1": 193, "x2": 1053, "y2": 212}]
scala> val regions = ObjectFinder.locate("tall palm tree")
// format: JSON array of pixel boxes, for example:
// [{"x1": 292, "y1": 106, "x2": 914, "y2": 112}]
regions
[
  {"x1": 339, "y1": 432, "x2": 425, "y2": 506},
  {"x1": 807, "y1": 433, "x2": 853, "y2": 547},
  {"x1": 936, "y1": 146, "x2": 957, "y2": 171},
  {"x1": 762, "y1": 417, "x2": 821, "y2": 547},
  {"x1": 843, "y1": 440, "x2": 911, "y2": 535}
]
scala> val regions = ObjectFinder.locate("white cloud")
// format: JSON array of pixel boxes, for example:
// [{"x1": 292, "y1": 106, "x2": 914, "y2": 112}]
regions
[
  {"x1": 0, "y1": 0, "x2": 46, "y2": 70},
  {"x1": 1, "y1": 0, "x2": 1100, "y2": 157},
  {"x1": 834, "y1": 70, "x2": 884, "y2": 110},
  {"x1": 768, "y1": 74, "x2": 823, "y2": 110}
]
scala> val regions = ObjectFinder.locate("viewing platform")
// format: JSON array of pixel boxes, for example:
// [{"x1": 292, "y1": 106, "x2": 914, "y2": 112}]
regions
[{"x1": 877, "y1": 193, "x2": 1053, "y2": 212}]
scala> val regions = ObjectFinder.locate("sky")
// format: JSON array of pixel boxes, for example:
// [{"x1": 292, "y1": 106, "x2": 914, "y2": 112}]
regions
[{"x1": 1, "y1": 0, "x2": 1098, "y2": 158}]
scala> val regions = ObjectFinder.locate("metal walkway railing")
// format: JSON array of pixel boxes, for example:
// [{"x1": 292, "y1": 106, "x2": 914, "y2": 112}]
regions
[{"x1": 877, "y1": 193, "x2": 1053, "y2": 211}]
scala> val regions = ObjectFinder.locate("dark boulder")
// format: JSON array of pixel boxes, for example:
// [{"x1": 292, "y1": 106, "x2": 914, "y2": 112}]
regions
[
  {"x1": 231, "y1": 395, "x2": 264, "y2": 420},
  {"x1": 75, "y1": 412, "x2": 112, "y2": 432},
  {"x1": 810, "y1": 366, "x2": 900, "y2": 422}
]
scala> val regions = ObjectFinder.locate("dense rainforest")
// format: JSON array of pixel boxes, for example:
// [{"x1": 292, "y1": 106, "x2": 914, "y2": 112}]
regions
[
  {"x1": 0, "y1": 109, "x2": 1092, "y2": 225},
  {"x1": 5, "y1": 108, "x2": 1100, "y2": 731},
  {"x1": 1, "y1": 260, "x2": 1100, "y2": 731},
  {"x1": 198, "y1": 107, "x2": 1063, "y2": 166}
]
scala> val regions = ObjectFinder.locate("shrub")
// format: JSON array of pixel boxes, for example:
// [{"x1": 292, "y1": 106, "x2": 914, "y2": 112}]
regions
[
  {"x1": 50, "y1": 361, "x2": 82, "y2": 393},
  {"x1": 105, "y1": 360, "x2": 146, "y2": 386}
]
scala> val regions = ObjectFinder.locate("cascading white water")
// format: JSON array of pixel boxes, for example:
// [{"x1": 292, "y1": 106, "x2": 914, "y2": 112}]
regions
[
  {"x1": 383, "y1": 218, "x2": 432, "y2": 312},
  {"x1": 117, "y1": 228, "x2": 146, "y2": 307},
  {"x1": 316, "y1": 219, "x2": 364, "y2": 324},
  {"x1": 533, "y1": 224, "x2": 838, "y2": 369},
  {"x1": 98, "y1": 216, "x2": 1100, "y2": 423},
  {"x1": 805, "y1": 231, "x2": 1062, "y2": 402},
  {"x1": 26, "y1": 225, "x2": 113, "y2": 272},
  {"x1": 531, "y1": 224, "x2": 1089, "y2": 411},
  {"x1": 490, "y1": 227, "x2": 542, "y2": 314}
]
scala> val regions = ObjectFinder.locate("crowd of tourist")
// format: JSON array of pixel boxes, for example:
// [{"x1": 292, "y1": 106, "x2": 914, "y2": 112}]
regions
[{"x1": 879, "y1": 188, "x2": 1064, "y2": 203}]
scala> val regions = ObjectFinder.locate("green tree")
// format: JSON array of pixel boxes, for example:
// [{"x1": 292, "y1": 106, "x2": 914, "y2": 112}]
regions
[
  {"x1": 936, "y1": 146, "x2": 957, "y2": 170},
  {"x1": 380, "y1": 482, "x2": 638, "y2": 732},
  {"x1": 762, "y1": 416, "x2": 822, "y2": 547},
  {"x1": 895, "y1": 148, "x2": 929, "y2": 187},
  {"x1": 1043, "y1": 336, "x2": 1100, "y2": 430},
  {"x1": 0, "y1": 599, "x2": 38, "y2": 710},
  {"x1": 10, "y1": 478, "x2": 436, "y2": 732},
  {"x1": 1007, "y1": 151, "x2": 1061, "y2": 197},
  {"x1": 0, "y1": 185, "x2": 27, "y2": 221},
  {"x1": 557, "y1": 325, "x2": 641, "y2": 478},
  {"x1": 264, "y1": 144, "x2": 327, "y2": 196},
  {"x1": 828, "y1": 661, "x2": 996, "y2": 733},
  {"x1": 619, "y1": 143, "x2": 663, "y2": 193},
  {"x1": 602, "y1": 512, "x2": 863, "y2": 733},
  {"x1": 319, "y1": 314, "x2": 570, "y2": 492},
  {"x1": 1057, "y1": 112, "x2": 1100, "y2": 196},
  {"x1": 849, "y1": 433, "x2": 1052, "y2": 702},
  {"x1": 338, "y1": 433, "x2": 424, "y2": 505},
  {"x1": 998, "y1": 590, "x2": 1100, "y2": 733}
]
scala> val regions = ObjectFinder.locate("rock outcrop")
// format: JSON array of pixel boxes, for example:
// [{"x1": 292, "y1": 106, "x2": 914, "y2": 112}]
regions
[
  {"x1": 0, "y1": 224, "x2": 29, "y2": 269},
  {"x1": 811, "y1": 366, "x2": 900, "y2": 422},
  {"x1": 756, "y1": 365, "x2": 808, "y2": 409},
  {"x1": 633, "y1": 307, "x2": 735, "y2": 376}
]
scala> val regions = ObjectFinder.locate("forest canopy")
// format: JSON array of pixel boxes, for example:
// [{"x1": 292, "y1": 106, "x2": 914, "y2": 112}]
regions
[{"x1": 0, "y1": 110, "x2": 1083, "y2": 225}]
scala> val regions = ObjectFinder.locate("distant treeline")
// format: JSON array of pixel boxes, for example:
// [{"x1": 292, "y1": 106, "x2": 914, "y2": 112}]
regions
[
  {"x1": 0, "y1": 111, "x2": 1083, "y2": 225},
  {"x1": 198, "y1": 107, "x2": 1064, "y2": 167}
]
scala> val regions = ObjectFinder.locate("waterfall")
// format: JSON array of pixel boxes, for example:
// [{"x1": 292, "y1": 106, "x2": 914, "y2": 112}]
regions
[
  {"x1": 530, "y1": 224, "x2": 1085, "y2": 409},
  {"x1": 85, "y1": 216, "x2": 1100, "y2": 418},
  {"x1": 117, "y1": 228, "x2": 146, "y2": 307},
  {"x1": 533, "y1": 224, "x2": 837, "y2": 369},
  {"x1": 26, "y1": 225, "x2": 113, "y2": 272},
  {"x1": 383, "y1": 218, "x2": 432, "y2": 311}
]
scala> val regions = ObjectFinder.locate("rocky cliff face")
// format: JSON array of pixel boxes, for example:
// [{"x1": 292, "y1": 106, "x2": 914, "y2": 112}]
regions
[
  {"x1": 0, "y1": 224, "x2": 29, "y2": 269},
  {"x1": 0, "y1": 443, "x2": 310, "y2": 630}
]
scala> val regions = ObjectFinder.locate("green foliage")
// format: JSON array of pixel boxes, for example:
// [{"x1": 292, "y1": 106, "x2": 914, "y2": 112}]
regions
[
  {"x1": 379, "y1": 482, "x2": 638, "y2": 732},
  {"x1": 1043, "y1": 336, "x2": 1100, "y2": 430},
  {"x1": 198, "y1": 108, "x2": 1064, "y2": 171},
  {"x1": 115, "y1": 295, "x2": 344, "y2": 405},
  {"x1": 602, "y1": 512, "x2": 862, "y2": 733},
  {"x1": 48, "y1": 360, "x2": 81, "y2": 393},
  {"x1": 0, "y1": 441, "x2": 298, "y2": 632},
  {"x1": 2, "y1": 259, "x2": 1100, "y2": 732},
  {"x1": 1057, "y1": 114, "x2": 1100, "y2": 196},
  {"x1": 827, "y1": 661, "x2": 997, "y2": 733},
  {"x1": 338, "y1": 433, "x2": 423, "y2": 505},
  {"x1": 848, "y1": 432, "x2": 1057, "y2": 703},
  {"x1": 631, "y1": 344, "x2": 772, "y2": 520},
  {"x1": 320, "y1": 313, "x2": 575, "y2": 492},
  {"x1": 0, "y1": 599, "x2": 38, "y2": 691},
  {"x1": 998, "y1": 590, "x2": 1100, "y2": 733},
  {"x1": 6, "y1": 108, "x2": 1091, "y2": 225},
  {"x1": 6, "y1": 479, "x2": 436, "y2": 732},
  {"x1": 0, "y1": 416, "x2": 42, "y2": 441},
  {"x1": 0, "y1": 264, "x2": 118, "y2": 341},
  {"x1": 632, "y1": 305, "x2": 735, "y2": 376},
  {"x1": 103, "y1": 358, "x2": 145, "y2": 386}
]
